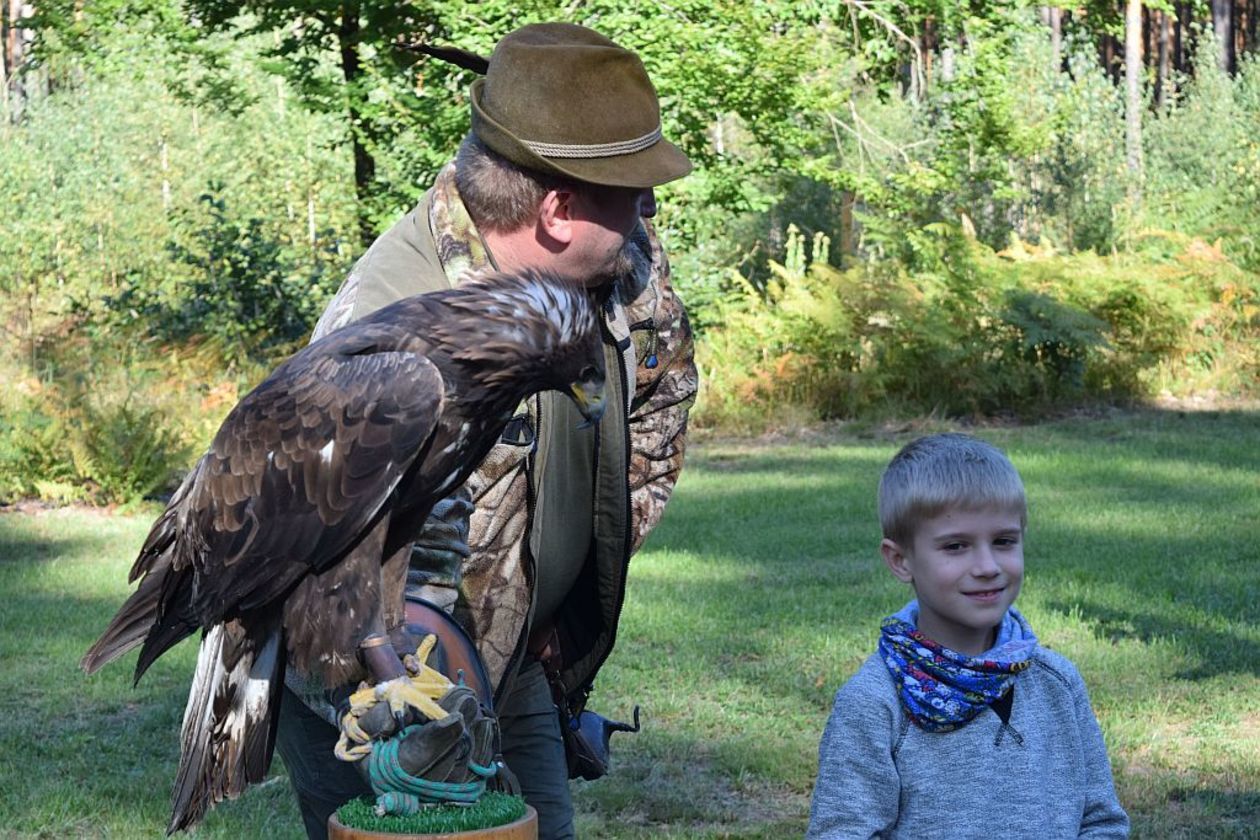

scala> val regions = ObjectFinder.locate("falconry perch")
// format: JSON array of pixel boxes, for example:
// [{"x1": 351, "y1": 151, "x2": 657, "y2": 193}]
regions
[{"x1": 81, "y1": 271, "x2": 605, "y2": 833}]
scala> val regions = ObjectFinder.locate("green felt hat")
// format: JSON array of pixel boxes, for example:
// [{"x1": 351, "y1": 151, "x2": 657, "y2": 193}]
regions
[{"x1": 468, "y1": 23, "x2": 693, "y2": 189}]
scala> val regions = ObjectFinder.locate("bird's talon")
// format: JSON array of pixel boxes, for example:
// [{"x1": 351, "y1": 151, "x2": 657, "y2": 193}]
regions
[
  {"x1": 334, "y1": 634, "x2": 459, "y2": 763},
  {"x1": 349, "y1": 685, "x2": 377, "y2": 710},
  {"x1": 415, "y1": 635, "x2": 437, "y2": 662}
]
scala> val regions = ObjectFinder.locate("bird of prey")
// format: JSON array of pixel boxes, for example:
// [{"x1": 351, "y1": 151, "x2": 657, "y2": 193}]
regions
[{"x1": 81, "y1": 271, "x2": 606, "y2": 833}]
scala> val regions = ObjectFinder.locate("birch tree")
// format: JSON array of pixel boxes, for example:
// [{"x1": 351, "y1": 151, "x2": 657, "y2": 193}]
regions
[{"x1": 1125, "y1": 0, "x2": 1144, "y2": 203}]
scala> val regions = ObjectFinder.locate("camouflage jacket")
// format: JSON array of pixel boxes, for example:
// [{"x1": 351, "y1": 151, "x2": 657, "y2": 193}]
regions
[{"x1": 307, "y1": 166, "x2": 696, "y2": 708}]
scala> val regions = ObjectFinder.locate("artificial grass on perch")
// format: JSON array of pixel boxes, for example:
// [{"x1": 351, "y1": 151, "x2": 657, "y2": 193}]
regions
[{"x1": 330, "y1": 793, "x2": 535, "y2": 839}]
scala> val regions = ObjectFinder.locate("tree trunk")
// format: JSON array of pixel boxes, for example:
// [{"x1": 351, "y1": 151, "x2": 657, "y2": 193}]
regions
[
  {"x1": 1174, "y1": 3, "x2": 1185, "y2": 73},
  {"x1": 922, "y1": 16, "x2": 934, "y2": 91},
  {"x1": 1041, "y1": 6, "x2": 1062, "y2": 71},
  {"x1": 839, "y1": 190, "x2": 855, "y2": 260},
  {"x1": 1212, "y1": 0, "x2": 1235, "y2": 74},
  {"x1": 1232, "y1": 0, "x2": 1242, "y2": 65},
  {"x1": 306, "y1": 135, "x2": 318, "y2": 247},
  {"x1": 1143, "y1": 5, "x2": 1153, "y2": 71},
  {"x1": 1125, "y1": 0, "x2": 1144, "y2": 202},
  {"x1": 1156, "y1": 9, "x2": 1171, "y2": 109},
  {"x1": 3, "y1": 0, "x2": 31, "y2": 121},
  {"x1": 1103, "y1": 29, "x2": 1126, "y2": 84},
  {"x1": 1185, "y1": 2, "x2": 1197, "y2": 72},
  {"x1": 1248, "y1": 0, "x2": 1257, "y2": 54},
  {"x1": 1050, "y1": 6, "x2": 1062, "y2": 71},
  {"x1": 160, "y1": 132, "x2": 171, "y2": 212},
  {"x1": 338, "y1": 1, "x2": 375, "y2": 248},
  {"x1": 0, "y1": 19, "x2": 6, "y2": 121}
]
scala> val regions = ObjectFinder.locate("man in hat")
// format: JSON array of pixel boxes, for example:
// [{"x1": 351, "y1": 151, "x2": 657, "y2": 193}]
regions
[{"x1": 274, "y1": 22, "x2": 697, "y2": 840}]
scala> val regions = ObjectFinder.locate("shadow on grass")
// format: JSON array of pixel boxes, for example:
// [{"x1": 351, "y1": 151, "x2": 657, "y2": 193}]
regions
[
  {"x1": 1030, "y1": 408, "x2": 1260, "y2": 475},
  {"x1": 0, "y1": 584, "x2": 299, "y2": 836},
  {"x1": 1123, "y1": 769, "x2": 1260, "y2": 839},
  {"x1": 575, "y1": 729, "x2": 810, "y2": 839},
  {"x1": 0, "y1": 514, "x2": 109, "y2": 565},
  {"x1": 646, "y1": 407, "x2": 1260, "y2": 693},
  {"x1": 1044, "y1": 599, "x2": 1260, "y2": 680}
]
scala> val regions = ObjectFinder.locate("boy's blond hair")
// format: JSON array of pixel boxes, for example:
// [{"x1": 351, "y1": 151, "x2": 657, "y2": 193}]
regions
[{"x1": 878, "y1": 434, "x2": 1027, "y2": 546}]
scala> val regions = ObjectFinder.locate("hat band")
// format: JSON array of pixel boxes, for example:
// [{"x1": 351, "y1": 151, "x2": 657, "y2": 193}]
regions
[{"x1": 522, "y1": 126, "x2": 662, "y2": 159}]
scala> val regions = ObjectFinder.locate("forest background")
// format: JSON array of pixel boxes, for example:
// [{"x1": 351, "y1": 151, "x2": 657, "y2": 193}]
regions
[{"x1": 1, "y1": 0, "x2": 1258, "y2": 506}]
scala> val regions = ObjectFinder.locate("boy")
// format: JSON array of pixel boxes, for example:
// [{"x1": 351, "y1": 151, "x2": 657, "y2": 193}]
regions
[{"x1": 807, "y1": 434, "x2": 1129, "y2": 839}]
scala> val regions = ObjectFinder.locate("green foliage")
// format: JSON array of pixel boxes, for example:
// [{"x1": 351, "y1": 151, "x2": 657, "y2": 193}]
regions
[
  {"x1": 0, "y1": 17, "x2": 354, "y2": 364},
  {"x1": 999, "y1": 289, "x2": 1110, "y2": 399},
  {"x1": 694, "y1": 228, "x2": 1260, "y2": 430},
  {"x1": 0, "y1": 381, "x2": 190, "y2": 507},
  {"x1": 1144, "y1": 42, "x2": 1260, "y2": 270},
  {"x1": 0, "y1": 14, "x2": 353, "y2": 503},
  {"x1": 0, "y1": 399, "x2": 80, "y2": 503},
  {"x1": 180, "y1": 0, "x2": 454, "y2": 234},
  {"x1": 1032, "y1": 36, "x2": 1128, "y2": 252},
  {"x1": 2, "y1": 0, "x2": 1258, "y2": 463},
  {"x1": 95, "y1": 189, "x2": 341, "y2": 369},
  {"x1": 72, "y1": 405, "x2": 187, "y2": 507},
  {"x1": 826, "y1": 13, "x2": 1130, "y2": 269}
]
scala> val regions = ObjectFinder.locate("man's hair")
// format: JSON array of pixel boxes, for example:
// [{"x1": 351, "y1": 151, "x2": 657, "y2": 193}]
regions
[
  {"x1": 878, "y1": 433, "x2": 1027, "y2": 546},
  {"x1": 455, "y1": 133, "x2": 577, "y2": 233}
]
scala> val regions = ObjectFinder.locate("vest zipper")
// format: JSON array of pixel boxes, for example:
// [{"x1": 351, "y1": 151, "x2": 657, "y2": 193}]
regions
[{"x1": 574, "y1": 313, "x2": 635, "y2": 704}]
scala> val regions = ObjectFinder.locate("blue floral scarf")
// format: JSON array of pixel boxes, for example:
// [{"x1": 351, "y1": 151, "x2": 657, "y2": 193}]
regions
[{"x1": 878, "y1": 601, "x2": 1038, "y2": 732}]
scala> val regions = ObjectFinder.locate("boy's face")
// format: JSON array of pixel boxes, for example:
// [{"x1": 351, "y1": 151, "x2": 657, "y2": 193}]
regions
[{"x1": 881, "y1": 506, "x2": 1025, "y2": 656}]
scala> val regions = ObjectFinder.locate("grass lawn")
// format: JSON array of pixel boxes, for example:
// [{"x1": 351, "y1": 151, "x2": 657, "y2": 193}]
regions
[{"x1": 1, "y1": 408, "x2": 1257, "y2": 838}]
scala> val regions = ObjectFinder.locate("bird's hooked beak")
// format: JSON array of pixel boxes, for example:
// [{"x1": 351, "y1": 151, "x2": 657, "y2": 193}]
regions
[{"x1": 570, "y1": 378, "x2": 607, "y2": 430}]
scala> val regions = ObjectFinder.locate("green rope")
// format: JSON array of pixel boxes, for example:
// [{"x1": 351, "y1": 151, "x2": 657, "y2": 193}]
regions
[{"x1": 366, "y1": 724, "x2": 497, "y2": 814}]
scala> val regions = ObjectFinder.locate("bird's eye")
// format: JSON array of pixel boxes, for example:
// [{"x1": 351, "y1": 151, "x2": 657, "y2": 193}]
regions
[{"x1": 579, "y1": 365, "x2": 599, "y2": 381}]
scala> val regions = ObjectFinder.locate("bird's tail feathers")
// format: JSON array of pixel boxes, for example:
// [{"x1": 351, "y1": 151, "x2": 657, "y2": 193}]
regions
[
  {"x1": 81, "y1": 554, "x2": 175, "y2": 676},
  {"x1": 83, "y1": 464, "x2": 202, "y2": 678},
  {"x1": 130, "y1": 463, "x2": 199, "y2": 583},
  {"x1": 131, "y1": 567, "x2": 199, "y2": 684},
  {"x1": 167, "y1": 617, "x2": 285, "y2": 834}
]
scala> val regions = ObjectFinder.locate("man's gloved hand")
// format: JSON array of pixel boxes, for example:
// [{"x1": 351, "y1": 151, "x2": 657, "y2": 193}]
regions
[
  {"x1": 392, "y1": 686, "x2": 496, "y2": 783},
  {"x1": 334, "y1": 634, "x2": 506, "y2": 797},
  {"x1": 406, "y1": 491, "x2": 473, "y2": 614},
  {"x1": 360, "y1": 685, "x2": 507, "y2": 814}
]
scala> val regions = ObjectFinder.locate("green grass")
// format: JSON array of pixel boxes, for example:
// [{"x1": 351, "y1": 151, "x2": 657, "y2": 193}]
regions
[{"x1": 1, "y1": 408, "x2": 1257, "y2": 838}]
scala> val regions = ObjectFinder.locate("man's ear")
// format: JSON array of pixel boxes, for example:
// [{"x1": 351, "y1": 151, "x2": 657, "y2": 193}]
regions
[
  {"x1": 881, "y1": 538, "x2": 914, "y2": 583},
  {"x1": 538, "y1": 188, "x2": 575, "y2": 246}
]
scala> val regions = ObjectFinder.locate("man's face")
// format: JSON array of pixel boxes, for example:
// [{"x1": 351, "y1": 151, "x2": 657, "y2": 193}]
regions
[{"x1": 566, "y1": 186, "x2": 656, "y2": 286}]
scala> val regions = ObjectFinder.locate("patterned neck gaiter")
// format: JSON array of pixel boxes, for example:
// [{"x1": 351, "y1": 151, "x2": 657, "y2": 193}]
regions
[{"x1": 878, "y1": 601, "x2": 1039, "y2": 732}]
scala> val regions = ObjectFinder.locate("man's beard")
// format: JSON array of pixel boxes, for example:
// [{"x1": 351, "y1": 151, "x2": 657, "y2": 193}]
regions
[{"x1": 586, "y1": 239, "x2": 637, "y2": 291}]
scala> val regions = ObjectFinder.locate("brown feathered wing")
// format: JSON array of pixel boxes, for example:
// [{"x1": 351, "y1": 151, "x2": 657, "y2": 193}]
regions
[{"x1": 84, "y1": 343, "x2": 447, "y2": 833}]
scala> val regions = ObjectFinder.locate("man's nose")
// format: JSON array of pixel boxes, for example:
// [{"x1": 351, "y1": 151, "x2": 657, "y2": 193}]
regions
[{"x1": 639, "y1": 189, "x2": 657, "y2": 219}]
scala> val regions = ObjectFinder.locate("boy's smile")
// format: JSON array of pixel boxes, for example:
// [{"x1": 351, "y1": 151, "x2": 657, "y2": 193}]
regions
[{"x1": 881, "y1": 506, "x2": 1025, "y2": 655}]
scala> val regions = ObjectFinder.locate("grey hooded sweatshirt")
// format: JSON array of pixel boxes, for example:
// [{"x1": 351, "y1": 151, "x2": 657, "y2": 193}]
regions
[{"x1": 807, "y1": 645, "x2": 1129, "y2": 839}]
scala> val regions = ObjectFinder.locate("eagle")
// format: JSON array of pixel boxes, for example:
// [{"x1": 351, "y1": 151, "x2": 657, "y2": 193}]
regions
[{"x1": 81, "y1": 270, "x2": 606, "y2": 833}]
